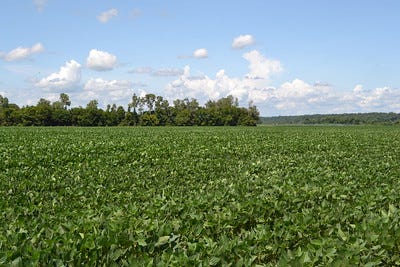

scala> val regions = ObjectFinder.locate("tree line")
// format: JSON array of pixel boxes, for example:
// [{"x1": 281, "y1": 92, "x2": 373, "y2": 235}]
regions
[
  {"x1": 261, "y1": 113, "x2": 400, "y2": 125},
  {"x1": 0, "y1": 93, "x2": 260, "y2": 126}
]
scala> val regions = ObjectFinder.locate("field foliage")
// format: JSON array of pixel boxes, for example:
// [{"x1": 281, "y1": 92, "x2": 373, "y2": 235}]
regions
[{"x1": 1, "y1": 126, "x2": 400, "y2": 266}]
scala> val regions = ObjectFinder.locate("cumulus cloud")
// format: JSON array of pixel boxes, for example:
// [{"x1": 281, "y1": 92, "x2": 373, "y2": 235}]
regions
[
  {"x1": 232, "y1": 34, "x2": 255, "y2": 49},
  {"x1": 86, "y1": 49, "x2": 117, "y2": 71},
  {"x1": 165, "y1": 49, "x2": 343, "y2": 115},
  {"x1": 167, "y1": 50, "x2": 284, "y2": 102},
  {"x1": 35, "y1": 60, "x2": 81, "y2": 91},
  {"x1": 97, "y1": 8, "x2": 118, "y2": 23},
  {"x1": 166, "y1": 65, "x2": 247, "y2": 101},
  {"x1": 193, "y1": 48, "x2": 208, "y2": 59},
  {"x1": 249, "y1": 79, "x2": 335, "y2": 113},
  {"x1": 1, "y1": 43, "x2": 45, "y2": 62},
  {"x1": 341, "y1": 85, "x2": 400, "y2": 112},
  {"x1": 165, "y1": 47, "x2": 400, "y2": 115},
  {"x1": 84, "y1": 78, "x2": 131, "y2": 92},
  {"x1": 83, "y1": 78, "x2": 134, "y2": 102},
  {"x1": 250, "y1": 82, "x2": 400, "y2": 115},
  {"x1": 243, "y1": 50, "x2": 282, "y2": 80},
  {"x1": 33, "y1": 0, "x2": 47, "y2": 12}
]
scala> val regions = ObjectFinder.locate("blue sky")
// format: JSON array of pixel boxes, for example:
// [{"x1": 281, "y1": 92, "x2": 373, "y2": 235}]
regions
[{"x1": 1, "y1": 0, "x2": 399, "y2": 116}]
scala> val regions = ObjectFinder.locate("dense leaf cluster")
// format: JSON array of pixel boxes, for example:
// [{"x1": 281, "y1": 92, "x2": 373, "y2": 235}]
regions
[
  {"x1": 1, "y1": 126, "x2": 400, "y2": 265},
  {"x1": 261, "y1": 112, "x2": 400, "y2": 125},
  {"x1": 0, "y1": 93, "x2": 259, "y2": 126}
]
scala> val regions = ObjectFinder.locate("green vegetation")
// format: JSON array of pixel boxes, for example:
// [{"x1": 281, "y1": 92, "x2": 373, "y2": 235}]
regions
[
  {"x1": 261, "y1": 113, "x2": 400, "y2": 125},
  {"x1": 1, "y1": 126, "x2": 400, "y2": 265},
  {"x1": 0, "y1": 93, "x2": 259, "y2": 127}
]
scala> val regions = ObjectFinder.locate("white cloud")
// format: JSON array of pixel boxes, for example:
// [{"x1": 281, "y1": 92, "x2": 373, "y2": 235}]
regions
[
  {"x1": 33, "y1": 0, "x2": 47, "y2": 12},
  {"x1": 251, "y1": 82, "x2": 400, "y2": 115},
  {"x1": 31, "y1": 43, "x2": 44, "y2": 53},
  {"x1": 35, "y1": 60, "x2": 81, "y2": 91},
  {"x1": 247, "y1": 79, "x2": 328, "y2": 103},
  {"x1": 166, "y1": 50, "x2": 284, "y2": 103},
  {"x1": 138, "y1": 89, "x2": 148, "y2": 98},
  {"x1": 178, "y1": 48, "x2": 208, "y2": 59},
  {"x1": 243, "y1": 50, "x2": 282, "y2": 80},
  {"x1": 41, "y1": 93, "x2": 60, "y2": 103},
  {"x1": 132, "y1": 82, "x2": 148, "y2": 88},
  {"x1": 84, "y1": 78, "x2": 132, "y2": 92},
  {"x1": 97, "y1": 8, "x2": 118, "y2": 23},
  {"x1": 83, "y1": 78, "x2": 134, "y2": 103},
  {"x1": 1, "y1": 43, "x2": 45, "y2": 62},
  {"x1": 232, "y1": 34, "x2": 255, "y2": 49},
  {"x1": 193, "y1": 48, "x2": 208, "y2": 59},
  {"x1": 341, "y1": 85, "x2": 400, "y2": 111},
  {"x1": 86, "y1": 49, "x2": 117, "y2": 71},
  {"x1": 166, "y1": 49, "x2": 338, "y2": 115},
  {"x1": 259, "y1": 79, "x2": 335, "y2": 113},
  {"x1": 353, "y1": 84, "x2": 363, "y2": 94},
  {"x1": 279, "y1": 79, "x2": 319, "y2": 98},
  {"x1": 166, "y1": 66, "x2": 246, "y2": 101}
]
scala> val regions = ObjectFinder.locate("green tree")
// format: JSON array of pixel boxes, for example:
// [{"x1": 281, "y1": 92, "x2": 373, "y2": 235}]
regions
[
  {"x1": 35, "y1": 98, "x2": 53, "y2": 126},
  {"x1": 0, "y1": 95, "x2": 9, "y2": 108},
  {"x1": 51, "y1": 93, "x2": 72, "y2": 125},
  {"x1": 174, "y1": 109, "x2": 192, "y2": 126},
  {"x1": 238, "y1": 101, "x2": 259, "y2": 126},
  {"x1": 60, "y1": 93, "x2": 71, "y2": 109},
  {"x1": 144, "y1": 94, "x2": 156, "y2": 113},
  {"x1": 172, "y1": 98, "x2": 199, "y2": 125},
  {"x1": 155, "y1": 96, "x2": 171, "y2": 125},
  {"x1": 0, "y1": 95, "x2": 9, "y2": 125},
  {"x1": 116, "y1": 106, "x2": 126, "y2": 125},
  {"x1": 129, "y1": 94, "x2": 139, "y2": 113},
  {"x1": 120, "y1": 107, "x2": 135, "y2": 126},
  {"x1": 86, "y1": 100, "x2": 99, "y2": 110},
  {"x1": 82, "y1": 100, "x2": 104, "y2": 126},
  {"x1": 140, "y1": 113, "x2": 159, "y2": 126}
]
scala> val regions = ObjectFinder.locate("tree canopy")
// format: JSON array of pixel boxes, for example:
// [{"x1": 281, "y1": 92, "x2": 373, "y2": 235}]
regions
[
  {"x1": 260, "y1": 113, "x2": 400, "y2": 125},
  {"x1": 0, "y1": 93, "x2": 260, "y2": 126}
]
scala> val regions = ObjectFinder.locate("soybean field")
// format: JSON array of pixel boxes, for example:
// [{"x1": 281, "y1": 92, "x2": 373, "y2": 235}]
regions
[{"x1": 1, "y1": 126, "x2": 400, "y2": 266}]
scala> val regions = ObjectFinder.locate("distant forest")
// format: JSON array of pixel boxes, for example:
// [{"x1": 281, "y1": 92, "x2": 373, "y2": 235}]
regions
[
  {"x1": 261, "y1": 113, "x2": 400, "y2": 125},
  {"x1": 0, "y1": 93, "x2": 259, "y2": 126}
]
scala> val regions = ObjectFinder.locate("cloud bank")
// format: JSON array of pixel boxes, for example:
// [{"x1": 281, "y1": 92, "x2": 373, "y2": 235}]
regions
[
  {"x1": 83, "y1": 78, "x2": 134, "y2": 102},
  {"x1": 166, "y1": 48, "x2": 400, "y2": 115}
]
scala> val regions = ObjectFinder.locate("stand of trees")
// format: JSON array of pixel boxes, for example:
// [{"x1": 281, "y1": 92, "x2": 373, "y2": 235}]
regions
[
  {"x1": 0, "y1": 93, "x2": 260, "y2": 126},
  {"x1": 261, "y1": 113, "x2": 400, "y2": 125}
]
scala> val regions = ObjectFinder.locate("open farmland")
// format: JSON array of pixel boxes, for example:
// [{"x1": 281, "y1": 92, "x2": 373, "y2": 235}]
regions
[{"x1": 1, "y1": 126, "x2": 400, "y2": 266}]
